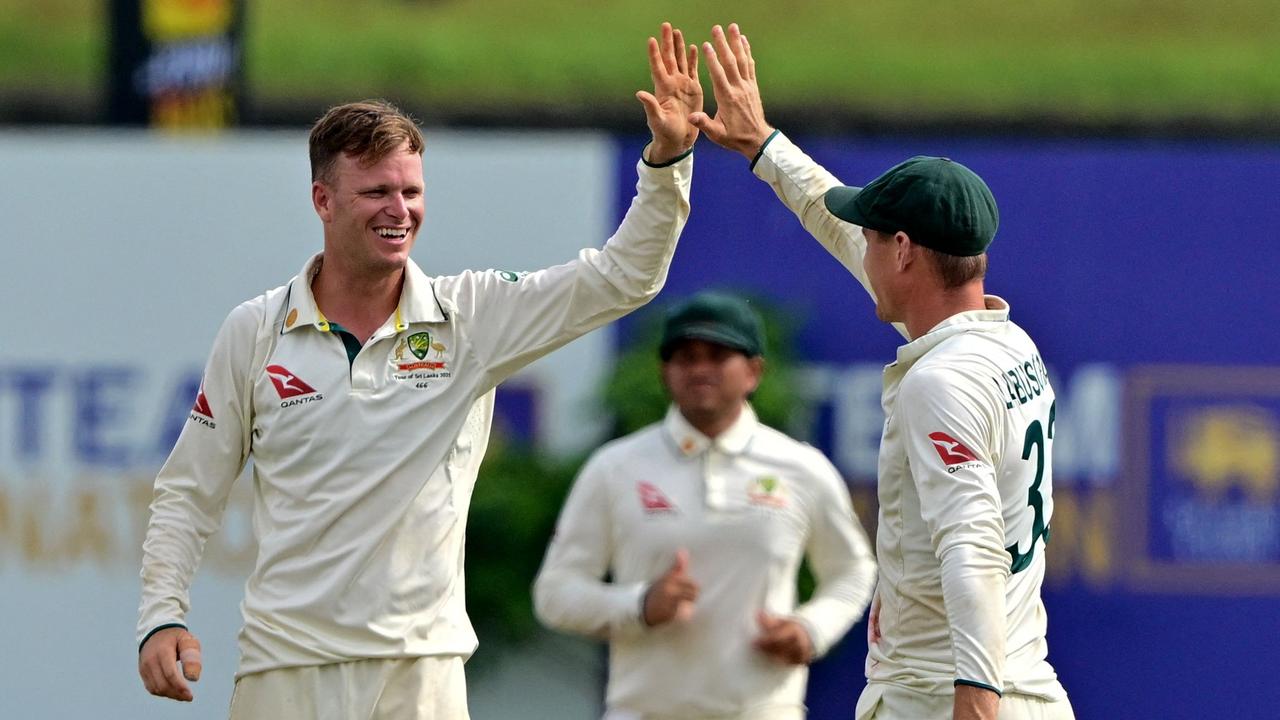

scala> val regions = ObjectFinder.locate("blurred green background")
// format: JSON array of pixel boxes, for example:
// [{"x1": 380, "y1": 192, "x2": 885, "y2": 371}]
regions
[{"x1": 6, "y1": 0, "x2": 1280, "y2": 131}]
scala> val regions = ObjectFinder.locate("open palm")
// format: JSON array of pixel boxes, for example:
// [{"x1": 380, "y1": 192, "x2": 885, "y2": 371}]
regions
[{"x1": 637, "y1": 23, "x2": 703, "y2": 161}]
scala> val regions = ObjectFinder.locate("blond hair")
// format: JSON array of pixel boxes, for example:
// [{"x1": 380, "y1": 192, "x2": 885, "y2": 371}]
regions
[{"x1": 308, "y1": 100, "x2": 424, "y2": 183}]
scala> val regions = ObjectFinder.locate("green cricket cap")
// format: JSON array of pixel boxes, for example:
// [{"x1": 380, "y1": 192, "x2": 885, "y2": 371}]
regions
[
  {"x1": 823, "y1": 156, "x2": 999, "y2": 256},
  {"x1": 659, "y1": 292, "x2": 765, "y2": 360}
]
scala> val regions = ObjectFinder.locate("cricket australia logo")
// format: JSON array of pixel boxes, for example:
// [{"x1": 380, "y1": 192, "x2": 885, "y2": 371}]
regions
[
  {"x1": 392, "y1": 331, "x2": 452, "y2": 388},
  {"x1": 928, "y1": 431, "x2": 982, "y2": 473},
  {"x1": 747, "y1": 475, "x2": 788, "y2": 508},
  {"x1": 266, "y1": 365, "x2": 324, "y2": 408}
]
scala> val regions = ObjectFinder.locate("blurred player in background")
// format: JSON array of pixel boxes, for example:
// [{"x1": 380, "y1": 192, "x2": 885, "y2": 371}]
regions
[
  {"x1": 534, "y1": 291, "x2": 876, "y2": 720},
  {"x1": 688, "y1": 23, "x2": 1074, "y2": 720},
  {"x1": 136, "y1": 22, "x2": 701, "y2": 719}
]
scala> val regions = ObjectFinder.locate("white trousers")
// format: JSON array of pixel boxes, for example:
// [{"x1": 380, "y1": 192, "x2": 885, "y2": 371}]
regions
[
  {"x1": 854, "y1": 683, "x2": 1075, "y2": 720},
  {"x1": 228, "y1": 656, "x2": 468, "y2": 720},
  {"x1": 603, "y1": 705, "x2": 805, "y2": 720}
]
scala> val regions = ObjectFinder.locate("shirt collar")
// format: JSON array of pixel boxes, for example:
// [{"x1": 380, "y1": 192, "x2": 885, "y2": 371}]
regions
[
  {"x1": 281, "y1": 253, "x2": 447, "y2": 335},
  {"x1": 894, "y1": 294, "x2": 1010, "y2": 366},
  {"x1": 663, "y1": 403, "x2": 759, "y2": 458}
]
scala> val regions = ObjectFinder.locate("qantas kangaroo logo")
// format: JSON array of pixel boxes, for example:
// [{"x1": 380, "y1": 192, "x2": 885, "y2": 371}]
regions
[
  {"x1": 189, "y1": 382, "x2": 216, "y2": 428},
  {"x1": 192, "y1": 387, "x2": 214, "y2": 418},
  {"x1": 266, "y1": 365, "x2": 319, "y2": 401},
  {"x1": 928, "y1": 431, "x2": 980, "y2": 466},
  {"x1": 638, "y1": 481, "x2": 676, "y2": 513}
]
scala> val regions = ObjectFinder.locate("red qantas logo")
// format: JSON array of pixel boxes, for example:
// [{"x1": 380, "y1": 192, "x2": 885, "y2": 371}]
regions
[
  {"x1": 266, "y1": 365, "x2": 318, "y2": 399},
  {"x1": 928, "y1": 432, "x2": 979, "y2": 466},
  {"x1": 638, "y1": 481, "x2": 676, "y2": 513},
  {"x1": 192, "y1": 387, "x2": 213, "y2": 418}
]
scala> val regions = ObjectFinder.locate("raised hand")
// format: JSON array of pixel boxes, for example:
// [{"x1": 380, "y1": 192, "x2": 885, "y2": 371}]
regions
[
  {"x1": 753, "y1": 610, "x2": 814, "y2": 665},
  {"x1": 689, "y1": 23, "x2": 775, "y2": 160},
  {"x1": 139, "y1": 627, "x2": 202, "y2": 702},
  {"x1": 643, "y1": 549, "x2": 699, "y2": 626},
  {"x1": 636, "y1": 22, "x2": 703, "y2": 164}
]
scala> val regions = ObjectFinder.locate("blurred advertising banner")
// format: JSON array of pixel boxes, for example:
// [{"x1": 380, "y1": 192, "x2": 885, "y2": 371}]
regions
[
  {"x1": 1123, "y1": 365, "x2": 1280, "y2": 593},
  {"x1": 108, "y1": 0, "x2": 244, "y2": 129}
]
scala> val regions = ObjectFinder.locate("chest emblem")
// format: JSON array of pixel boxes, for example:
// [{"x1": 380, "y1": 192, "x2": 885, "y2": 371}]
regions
[
  {"x1": 394, "y1": 332, "x2": 448, "y2": 371},
  {"x1": 747, "y1": 475, "x2": 788, "y2": 508},
  {"x1": 638, "y1": 481, "x2": 677, "y2": 514},
  {"x1": 266, "y1": 364, "x2": 324, "y2": 407}
]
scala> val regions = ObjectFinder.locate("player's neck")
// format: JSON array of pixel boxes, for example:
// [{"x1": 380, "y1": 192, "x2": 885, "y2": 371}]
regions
[
  {"x1": 903, "y1": 281, "x2": 987, "y2": 340},
  {"x1": 679, "y1": 402, "x2": 744, "y2": 440},
  {"x1": 311, "y1": 255, "x2": 405, "y2": 342}
]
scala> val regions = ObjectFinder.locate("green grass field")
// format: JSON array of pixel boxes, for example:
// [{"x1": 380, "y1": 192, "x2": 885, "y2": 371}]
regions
[{"x1": 6, "y1": 0, "x2": 1280, "y2": 125}]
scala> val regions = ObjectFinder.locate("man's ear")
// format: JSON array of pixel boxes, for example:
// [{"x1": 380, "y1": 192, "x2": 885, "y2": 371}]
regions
[
  {"x1": 312, "y1": 180, "x2": 332, "y2": 223},
  {"x1": 893, "y1": 231, "x2": 916, "y2": 272},
  {"x1": 747, "y1": 356, "x2": 766, "y2": 393}
]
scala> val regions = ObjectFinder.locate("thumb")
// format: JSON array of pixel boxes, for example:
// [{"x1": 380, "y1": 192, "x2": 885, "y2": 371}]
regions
[
  {"x1": 178, "y1": 632, "x2": 203, "y2": 682},
  {"x1": 756, "y1": 610, "x2": 778, "y2": 631},
  {"x1": 636, "y1": 91, "x2": 661, "y2": 116},
  {"x1": 688, "y1": 112, "x2": 725, "y2": 142},
  {"x1": 671, "y1": 548, "x2": 689, "y2": 575}
]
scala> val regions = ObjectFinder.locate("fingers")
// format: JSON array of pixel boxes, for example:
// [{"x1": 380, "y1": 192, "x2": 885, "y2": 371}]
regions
[
  {"x1": 645, "y1": 36, "x2": 663, "y2": 87},
  {"x1": 673, "y1": 577, "x2": 699, "y2": 602},
  {"x1": 155, "y1": 651, "x2": 194, "y2": 701},
  {"x1": 727, "y1": 23, "x2": 752, "y2": 82},
  {"x1": 672, "y1": 27, "x2": 687, "y2": 76},
  {"x1": 138, "y1": 628, "x2": 197, "y2": 701},
  {"x1": 754, "y1": 619, "x2": 810, "y2": 664},
  {"x1": 140, "y1": 657, "x2": 160, "y2": 695},
  {"x1": 740, "y1": 32, "x2": 755, "y2": 81},
  {"x1": 701, "y1": 39, "x2": 731, "y2": 94},
  {"x1": 754, "y1": 624, "x2": 791, "y2": 654},
  {"x1": 686, "y1": 39, "x2": 699, "y2": 79},
  {"x1": 659, "y1": 22, "x2": 679, "y2": 78},
  {"x1": 178, "y1": 632, "x2": 203, "y2": 681},
  {"x1": 710, "y1": 25, "x2": 741, "y2": 83},
  {"x1": 673, "y1": 599, "x2": 695, "y2": 623}
]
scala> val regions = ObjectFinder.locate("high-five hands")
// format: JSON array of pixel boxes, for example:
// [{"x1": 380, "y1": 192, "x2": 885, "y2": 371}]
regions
[
  {"x1": 139, "y1": 627, "x2": 203, "y2": 702},
  {"x1": 643, "y1": 549, "x2": 699, "y2": 626},
  {"x1": 754, "y1": 611, "x2": 815, "y2": 665},
  {"x1": 638, "y1": 23, "x2": 703, "y2": 164},
  {"x1": 689, "y1": 23, "x2": 776, "y2": 160}
]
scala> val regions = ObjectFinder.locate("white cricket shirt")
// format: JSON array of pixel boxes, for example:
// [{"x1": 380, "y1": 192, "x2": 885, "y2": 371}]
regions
[
  {"x1": 753, "y1": 133, "x2": 1067, "y2": 700},
  {"x1": 533, "y1": 405, "x2": 876, "y2": 718},
  {"x1": 137, "y1": 154, "x2": 692, "y2": 678}
]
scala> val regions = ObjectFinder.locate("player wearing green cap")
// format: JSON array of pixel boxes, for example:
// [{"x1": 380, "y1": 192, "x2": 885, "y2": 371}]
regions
[
  {"x1": 686, "y1": 23, "x2": 1074, "y2": 720},
  {"x1": 534, "y1": 292, "x2": 876, "y2": 720}
]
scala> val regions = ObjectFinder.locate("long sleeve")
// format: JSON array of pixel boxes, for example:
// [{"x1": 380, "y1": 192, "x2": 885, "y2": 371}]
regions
[
  {"x1": 791, "y1": 455, "x2": 878, "y2": 658},
  {"x1": 137, "y1": 300, "x2": 258, "y2": 647},
  {"x1": 438, "y1": 152, "x2": 693, "y2": 392},
  {"x1": 897, "y1": 365, "x2": 1009, "y2": 694},
  {"x1": 752, "y1": 132, "x2": 909, "y2": 340},
  {"x1": 532, "y1": 454, "x2": 648, "y2": 640}
]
